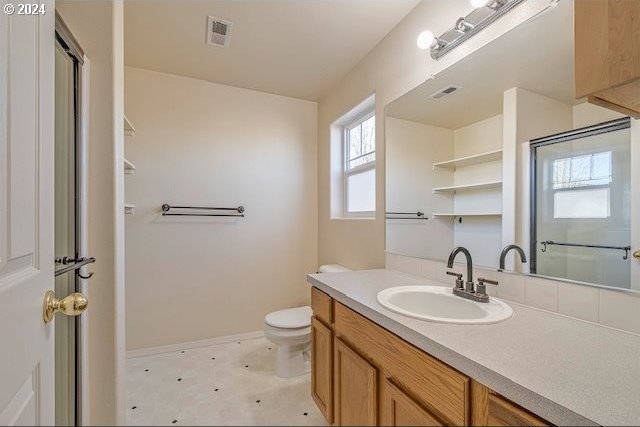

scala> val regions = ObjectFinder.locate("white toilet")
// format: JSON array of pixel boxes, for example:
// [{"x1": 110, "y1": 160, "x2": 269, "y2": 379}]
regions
[{"x1": 264, "y1": 264, "x2": 351, "y2": 378}]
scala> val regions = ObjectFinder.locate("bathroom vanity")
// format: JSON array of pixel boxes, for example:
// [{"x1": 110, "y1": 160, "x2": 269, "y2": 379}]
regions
[{"x1": 307, "y1": 270, "x2": 640, "y2": 426}]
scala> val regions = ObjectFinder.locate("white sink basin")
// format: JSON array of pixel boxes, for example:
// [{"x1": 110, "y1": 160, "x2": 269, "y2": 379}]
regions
[{"x1": 377, "y1": 285, "x2": 512, "y2": 324}]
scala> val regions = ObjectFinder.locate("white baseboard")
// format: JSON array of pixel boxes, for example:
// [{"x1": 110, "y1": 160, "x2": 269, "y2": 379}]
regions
[{"x1": 126, "y1": 330, "x2": 265, "y2": 359}]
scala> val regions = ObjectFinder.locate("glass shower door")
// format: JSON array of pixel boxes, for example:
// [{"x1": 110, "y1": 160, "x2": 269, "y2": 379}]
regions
[{"x1": 531, "y1": 119, "x2": 631, "y2": 289}]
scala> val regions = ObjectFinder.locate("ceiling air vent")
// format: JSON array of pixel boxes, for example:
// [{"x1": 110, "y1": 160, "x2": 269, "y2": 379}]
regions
[
  {"x1": 206, "y1": 16, "x2": 233, "y2": 48},
  {"x1": 429, "y1": 85, "x2": 462, "y2": 100}
]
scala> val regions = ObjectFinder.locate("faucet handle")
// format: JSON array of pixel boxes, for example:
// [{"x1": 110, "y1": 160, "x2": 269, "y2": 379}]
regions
[
  {"x1": 446, "y1": 271, "x2": 464, "y2": 289},
  {"x1": 477, "y1": 277, "x2": 499, "y2": 296}
]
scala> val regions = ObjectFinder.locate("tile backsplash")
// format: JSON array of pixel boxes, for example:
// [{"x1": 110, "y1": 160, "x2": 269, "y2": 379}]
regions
[{"x1": 386, "y1": 252, "x2": 640, "y2": 336}]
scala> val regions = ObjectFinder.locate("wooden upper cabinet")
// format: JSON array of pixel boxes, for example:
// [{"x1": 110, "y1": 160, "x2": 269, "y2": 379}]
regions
[
  {"x1": 380, "y1": 378, "x2": 444, "y2": 427},
  {"x1": 333, "y1": 337, "x2": 378, "y2": 426},
  {"x1": 574, "y1": 0, "x2": 640, "y2": 117},
  {"x1": 311, "y1": 317, "x2": 333, "y2": 424}
]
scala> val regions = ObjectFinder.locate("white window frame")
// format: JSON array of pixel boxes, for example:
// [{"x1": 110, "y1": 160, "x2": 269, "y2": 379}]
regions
[{"x1": 343, "y1": 110, "x2": 376, "y2": 217}]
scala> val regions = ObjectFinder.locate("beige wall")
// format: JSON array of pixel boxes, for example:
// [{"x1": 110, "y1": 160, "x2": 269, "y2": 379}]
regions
[
  {"x1": 124, "y1": 67, "x2": 318, "y2": 351},
  {"x1": 56, "y1": 1, "x2": 126, "y2": 424},
  {"x1": 316, "y1": 0, "x2": 551, "y2": 269},
  {"x1": 385, "y1": 117, "x2": 454, "y2": 259},
  {"x1": 454, "y1": 115, "x2": 503, "y2": 158}
]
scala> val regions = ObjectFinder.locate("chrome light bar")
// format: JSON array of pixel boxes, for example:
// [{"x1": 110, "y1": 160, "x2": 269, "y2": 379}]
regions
[{"x1": 430, "y1": 0, "x2": 527, "y2": 60}]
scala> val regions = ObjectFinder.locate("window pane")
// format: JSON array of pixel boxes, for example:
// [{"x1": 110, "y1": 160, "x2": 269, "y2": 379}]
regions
[
  {"x1": 553, "y1": 151, "x2": 611, "y2": 189},
  {"x1": 348, "y1": 125, "x2": 361, "y2": 160},
  {"x1": 570, "y1": 155, "x2": 591, "y2": 183},
  {"x1": 348, "y1": 169, "x2": 375, "y2": 212},
  {"x1": 553, "y1": 158, "x2": 570, "y2": 189},
  {"x1": 361, "y1": 116, "x2": 375, "y2": 155},
  {"x1": 554, "y1": 188, "x2": 610, "y2": 218},
  {"x1": 592, "y1": 152, "x2": 611, "y2": 180}
]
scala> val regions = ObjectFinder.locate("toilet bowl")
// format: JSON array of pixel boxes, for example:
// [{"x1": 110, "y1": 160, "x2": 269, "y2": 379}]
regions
[
  {"x1": 264, "y1": 264, "x2": 351, "y2": 378},
  {"x1": 264, "y1": 306, "x2": 313, "y2": 378}
]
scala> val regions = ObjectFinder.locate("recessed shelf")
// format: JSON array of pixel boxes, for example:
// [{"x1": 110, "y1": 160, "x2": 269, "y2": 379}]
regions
[
  {"x1": 124, "y1": 203, "x2": 136, "y2": 215},
  {"x1": 433, "y1": 149, "x2": 502, "y2": 169},
  {"x1": 432, "y1": 180, "x2": 502, "y2": 193},
  {"x1": 432, "y1": 212, "x2": 502, "y2": 218},
  {"x1": 124, "y1": 115, "x2": 135, "y2": 136},
  {"x1": 124, "y1": 158, "x2": 136, "y2": 174}
]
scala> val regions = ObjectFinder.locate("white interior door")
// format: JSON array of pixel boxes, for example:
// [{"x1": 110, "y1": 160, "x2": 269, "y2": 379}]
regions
[{"x1": 0, "y1": 2, "x2": 56, "y2": 425}]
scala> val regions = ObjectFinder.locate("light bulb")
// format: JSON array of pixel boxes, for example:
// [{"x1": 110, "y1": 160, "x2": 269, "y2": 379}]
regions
[
  {"x1": 470, "y1": 0, "x2": 490, "y2": 8},
  {"x1": 416, "y1": 30, "x2": 435, "y2": 50}
]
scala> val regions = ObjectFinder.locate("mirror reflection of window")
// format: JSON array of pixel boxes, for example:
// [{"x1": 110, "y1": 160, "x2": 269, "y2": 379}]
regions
[{"x1": 552, "y1": 151, "x2": 612, "y2": 219}]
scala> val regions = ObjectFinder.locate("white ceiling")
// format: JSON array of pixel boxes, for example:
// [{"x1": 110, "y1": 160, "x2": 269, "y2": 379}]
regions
[
  {"x1": 124, "y1": 0, "x2": 419, "y2": 101},
  {"x1": 386, "y1": 0, "x2": 575, "y2": 129}
]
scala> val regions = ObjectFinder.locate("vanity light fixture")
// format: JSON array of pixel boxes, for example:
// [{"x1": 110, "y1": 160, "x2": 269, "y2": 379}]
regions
[{"x1": 418, "y1": 0, "x2": 526, "y2": 60}]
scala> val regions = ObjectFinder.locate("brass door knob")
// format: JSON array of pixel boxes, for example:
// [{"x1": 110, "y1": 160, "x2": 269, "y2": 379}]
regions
[
  {"x1": 43, "y1": 290, "x2": 88, "y2": 323},
  {"x1": 634, "y1": 250, "x2": 640, "y2": 259}
]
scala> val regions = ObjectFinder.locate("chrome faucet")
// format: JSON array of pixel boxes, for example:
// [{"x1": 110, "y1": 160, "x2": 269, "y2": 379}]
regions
[
  {"x1": 447, "y1": 247, "x2": 474, "y2": 291},
  {"x1": 447, "y1": 247, "x2": 498, "y2": 303},
  {"x1": 499, "y1": 244, "x2": 527, "y2": 271}
]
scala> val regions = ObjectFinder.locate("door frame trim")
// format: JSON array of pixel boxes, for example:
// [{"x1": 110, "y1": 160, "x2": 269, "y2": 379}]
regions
[{"x1": 55, "y1": 13, "x2": 90, "y2": 426}]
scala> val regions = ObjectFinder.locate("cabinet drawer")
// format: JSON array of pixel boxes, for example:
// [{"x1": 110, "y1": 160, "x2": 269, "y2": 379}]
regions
[
  {"x1": 311, "y1": 287, "x2": 332, "y2": 325},
  {"x1": 334, "y1": 302, "x2": 470, "y2": 425}
]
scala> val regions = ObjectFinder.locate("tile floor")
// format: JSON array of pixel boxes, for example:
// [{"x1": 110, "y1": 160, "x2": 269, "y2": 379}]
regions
[{"x1": 126, "y1": 337, "x2": 326, "y2": 426}]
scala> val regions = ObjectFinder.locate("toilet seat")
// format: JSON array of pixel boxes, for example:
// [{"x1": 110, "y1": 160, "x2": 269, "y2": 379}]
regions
[{"x1": 264, "y1": 306, "x2": 312, "y2": 329}]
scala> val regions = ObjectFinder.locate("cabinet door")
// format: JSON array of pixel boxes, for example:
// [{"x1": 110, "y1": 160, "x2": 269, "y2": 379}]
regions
[
  {"x1": 311, "y1": 317, "x2": 333, "y2": 423},
  {"x1": 575, "y1": 0, "x2": 640, "y2": 117},
  {"x1": 575, "y1": 0, "x2": 640, "y2": 96},
  {"x1": 486, "y1": 394, "x2": 550, "y2": 427},
  {"x1": 380, "y1": 378, "x2": 444, "y2": 426},
  {"x1": 334, "y1": 337, "x2": 378, "y2": 426}
]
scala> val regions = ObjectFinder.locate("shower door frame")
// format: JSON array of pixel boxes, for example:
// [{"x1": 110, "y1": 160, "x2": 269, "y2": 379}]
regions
[{"x1": 55, "y1": 13, "x2": 90, "y2": 426}]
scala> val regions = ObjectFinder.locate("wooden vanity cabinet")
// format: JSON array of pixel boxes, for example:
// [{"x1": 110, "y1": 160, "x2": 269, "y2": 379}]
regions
[
  {"x1": 574, "y1": 0, "x2": 640, "y2": 118},
  {"x1": 309, "y1": 287, "x2": 551, "y2": 426}
]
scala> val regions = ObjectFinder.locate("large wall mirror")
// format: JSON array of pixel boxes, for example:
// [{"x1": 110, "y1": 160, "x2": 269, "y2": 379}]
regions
[{"x1": 384, "y1": 0, "x2": 640, "y2": 291}]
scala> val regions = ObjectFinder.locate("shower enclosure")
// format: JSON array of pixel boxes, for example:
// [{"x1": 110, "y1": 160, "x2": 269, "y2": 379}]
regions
[{"x1": 530, "y1": 118, "x2": 631, "y2": 289}]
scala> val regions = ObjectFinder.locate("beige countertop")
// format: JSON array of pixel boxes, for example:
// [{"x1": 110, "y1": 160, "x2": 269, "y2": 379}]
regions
[{"x1": 307, "y1": 269, "x2": 640, "y2": 426}]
